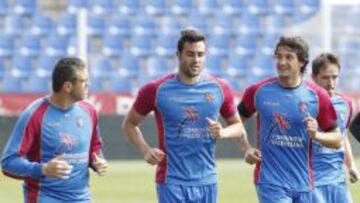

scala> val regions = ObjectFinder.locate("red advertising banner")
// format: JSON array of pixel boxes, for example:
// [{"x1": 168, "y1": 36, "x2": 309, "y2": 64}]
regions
[{"x1": 1, "y1": 93, "x2": 360, "y2": 116}]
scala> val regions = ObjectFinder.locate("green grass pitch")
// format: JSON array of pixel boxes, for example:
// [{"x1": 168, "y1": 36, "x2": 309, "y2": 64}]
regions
[{"x1": 1, "y1": 160, "x2": 360, "y2": 202}]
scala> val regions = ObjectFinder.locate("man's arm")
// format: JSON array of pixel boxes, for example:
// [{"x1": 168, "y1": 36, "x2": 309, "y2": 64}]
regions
[
  {"x1": 344, "y1": 133, "x2": 359, "y2": 183},
  {"x1": 306, "y1": 113, "x2": 341, "y2": 149},
  {"x1": 121, "y1": 107, "x2": 165, "y2": 165}
]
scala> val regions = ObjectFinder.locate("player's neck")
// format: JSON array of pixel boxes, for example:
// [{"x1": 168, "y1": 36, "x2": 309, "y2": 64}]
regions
[
  {"x1": 278, "y1": 75, "x2": 302, "y2": 88},
  {"x1": 177, "y1": 72, "x2": 201, "y2": 84},
  {"x1": 49, "y1": 94, "x2": 76, "y2": 109}
]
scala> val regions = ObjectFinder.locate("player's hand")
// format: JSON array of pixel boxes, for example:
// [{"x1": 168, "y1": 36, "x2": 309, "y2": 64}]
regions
[
  {"x1": 206, "y1": 117, "x2": 223, "y2": 139},
  {"x1": 305, "y1": 112, "x2": 318, "y2": 139},
  {"x1": 244, "y1": 148, "x2": 261, "y2": 165},
  {"x1": 144, "y1": 148, "x2": 165, "y2": 165},
  {"x1": 92, "y1": 152, "x2": 108, "y2": 176},
  {"x1": 42, "y1": 155, "x2": 73, "y2": 179},
  {"x1": 349, "y1": 166, "x2": 360, "y2": 183}
]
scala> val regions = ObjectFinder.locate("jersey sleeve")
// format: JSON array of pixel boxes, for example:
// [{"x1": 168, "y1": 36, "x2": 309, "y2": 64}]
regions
[
  {"x1": 1, "y1": 103, "x2": 46, "y2": 180},
  {"x1": 316, "y1": 88, "x2": 338, "y2": 132},
  {"x1": 237, "y1": 84, "x2": 258, "y2": 118},
  {"x1": 218, "y1": 79, "x2": 237, "y2": 118},
  {"x1": 344, "y1": 96, "x2": 354, "y2": 128},
  {"x1": 133, "y1": 82, "x2": 158, "y2": 115}
]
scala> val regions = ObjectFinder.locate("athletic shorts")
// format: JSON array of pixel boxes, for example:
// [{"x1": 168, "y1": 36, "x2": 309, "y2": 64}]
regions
[
  {"x1": 312, "y1": 182, "x2": 352, "y2": 203},
  {"x1": 256, "y1": 184, "x2": 312, "y2": 203},
  {"x1": 156, "y1": 183, "x2": 217, "y2": 203}
]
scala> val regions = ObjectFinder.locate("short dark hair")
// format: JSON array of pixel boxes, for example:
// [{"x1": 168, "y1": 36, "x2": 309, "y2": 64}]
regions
[
  {"x1": 177, "y1": 29, "x2": 206, "y2": 53},
  {"x1": 312, "y1": 53, "x2": 340, "y2": 76},
  {"x1": 274, "y1": 36, "x2": 309, "y2": 73},
  {"x1": 52, "y1": 57, "x2": 85, "y2": 92}
]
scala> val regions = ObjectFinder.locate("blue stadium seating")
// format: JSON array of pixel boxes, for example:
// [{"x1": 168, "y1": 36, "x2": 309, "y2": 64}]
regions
[
  {"x1": 237, "y1": 11, "x2": 262, "y2": 36},
  {"x1": 0, "y1": 33, "x2": 15, "y2": 57},
  {"x1": 130, "y1": 35, "x2": 153, "y2": 57},
  {"x1": 208, "y1": 34, "x2": 230, "y2": 57},
  {"x1": 133, "y1": 13, "x2": 157, "y2": 37},
  {"x1": 171, "y1": 0, "x2": 193, "y2": 16},
  {"x1": 106, "y1": 15, "x2": 132, "y2": 37},
  {"x1": 211, "y1": 13, "x2": 234, "y2": 36},
  {"x1": 198, "y1": 0, "x2": 219, "y2": 16},
  {"x1": 204, "y1": 55, "x2": 224, "y2": 77},
  {"x1": 272, "y1": 0, "x2": 295, "y2": 16},
  {"x1": 56, "y1": 13, "x2": 77, "y2": 36},
  {"x1": 0, "y1": 0, "x2": 8, "y2": 16},
  {"x1": 155, "y1": 34, "x2": 177, "y2": 57},
  {"x1": 1, "y1": 72, "x2": 24, "y2": 92},
  {"x1": 234, "y1": 34, "x2": 257, "y2": 56},
  {"x1": 145, "y1": 0, "x2": 168, "y2": 16},
  {"x1": 91, "y1": 0, "x2": 114, "y2": 16},
  {"x1": 87, "y1": 14, "x2": 105, "y2": 37},
  {"x1": 30, "y1": 11, "x2": 54, "y2": 37},
  {"x1": 247, "y1": 0, "x2": 269, "y2": 15},
  {"x1": 222, "y1": 0, "x2": 244, "y2": 16},
  {"x1": 186, "y1": 12, "x2": 209, "y2": 35},
  {"x1": 14, "y1": 0, "x2": 36, "y2": 16},
  {"x1": 226, "y1": 53, "x2": 249, "y2": 77},
  {"x1": 109, "y1": 76, "x2": 133, "y2": 93},
  {"x1": 146, "y1": 56, "x2": 170, "y2": 78},
  {"x1": 118, "y1": 53, "x2": 141, "y2": 78},
  {"x1": 4, "y1": 14, "x2": 26, "y2": 36},
  {"x1": 68, "y1": 0, "x2": 88, "y2": 14},
  {"x1": 102, "y1": 34, "x2": 125, "y2": 57},
  {"x1": 89, "y1": 56, "x2": 114, "y2": 79},
  {"x1": 11, "y1": 54, "x2": 33, "y2": 78},
  {"x1": 159, "y1": 15, "x2": 183, "y2": 35},
  {"x1": 36, "y1": 54, "x2": 60, "y2": 77},
  {"x1": 19, "y1": 33, "x2": 41, "y2": 57},
  {"x1": 25, "y1": 75, "x2": 51, "y2": 93},
  {"x1": 45, "y1": 32, "x2": 70, "y2": 57},
  {"x1": 118, "y1": 0, "x2": 140, "y2": 16}
]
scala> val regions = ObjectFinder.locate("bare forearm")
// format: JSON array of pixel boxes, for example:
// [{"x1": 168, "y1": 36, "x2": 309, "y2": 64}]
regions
[
  {"x1": 344, "y1": 135, "x2": 355, "y2": 168},
  {"x1": 122, "y1": 124, "x2": 151, "y2": 157},
  {"x1": 314, "y1": 129, "x2": 341, "y2": 149}
]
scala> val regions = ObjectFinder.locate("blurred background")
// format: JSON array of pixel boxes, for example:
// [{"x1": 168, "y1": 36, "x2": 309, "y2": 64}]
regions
[{"x1": 1, "y1": 0, "x2": 360, "y2": 202}]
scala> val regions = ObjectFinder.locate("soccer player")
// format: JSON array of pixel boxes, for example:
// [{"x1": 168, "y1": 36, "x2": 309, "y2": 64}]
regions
[
  {"x1": 311, "y1": 53, "x2": 359, "y2": 203},
  {"x1": 1, "y1": 57, "x2": 108, "y2": 203},
  {"x1": 121, "y1": 29, "x2": 249, "y2": 203},
  {"x1": 237, "y1": 36, "x2": 342, "y2": 203}
]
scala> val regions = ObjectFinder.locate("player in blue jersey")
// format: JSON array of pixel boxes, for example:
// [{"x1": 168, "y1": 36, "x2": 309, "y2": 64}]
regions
[
  {"x1": 1, "y1": 57, "x2": 108, "y2": 203},
  {"x1": 121, "y1": 29, "x2": 250, "y2": 203},
  {"x1": 311, "y1": 52, "x2": 359, "y2": 203},
  {"x1": 237, "y1": 36, "x2": 342, "y2": 203}
]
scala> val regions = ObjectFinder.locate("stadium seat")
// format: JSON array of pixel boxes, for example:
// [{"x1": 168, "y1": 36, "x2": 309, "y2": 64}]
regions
[
  {"x1": 271, "y1": 0, "x2": 295, "y2": 16},
  {"x1": 208, "y1": 34, "x2": 230, "y2": 57},
  {"x1": 198, "y1": 0, "x2": 219, "y2": 16},
  {"x1": 11, "y1": 54, "x2": 33, "y2": 78},
  {"x1": 130, "y1": 35, "x2": 153, "y2": 57},
  {"x1": 118, "y1": 0, "x2": 140, "y2": 16},
  {"x1": 89, "y1": 56, "x2": 114, "y2": 79},
  {"x1": 30, "y1": 11, "x2": 54, "y2": 37},
  {"x1": 211, "y1": 13, "x2": 234, "y2": 36},
  {"x1": 0, "y1": 33, "x2": 15, "y2": 57},
  {"x1": 19, "y1": 33, "x2": 41, "y2": 57},
  {"x1": 145, "y1": 0, "x2": 168, "y2": 16},
  {"x1": 14, "y1": 0, "x2": 36, "y2": 16},
  {"x1": 299, "y1": 0, "x2": 320, "y2": 17},
  {"x1": 0, "y1": 0, "x2": 9, "y2": 16},
  {"x1": 109, "y1": 76, "x2": 133, "y2": 93},
  {"x1": 234, "y1": 34, "x2": 257, "y2": 56},
  {"x1": 247, "y1": 0, "x2": 269, "y2": 15},
  {"x1": 159, "y1": 15, "x2": 183, "y2": 35},
  {"x1": 0, "y1": 58, "x2": 6, "y2": 78},
  {"x1": 4, "y1": 14, "x2": 26, "y2": 36},
  {"x1": 171, "y1": 0, "x2": 193, "y2": 16},
  {"x1": 106, "y1": 15, "x2": 132, "y2": 38},
  {"x1": 248, "y1": 54, "x2": 276, "y2": 82},
  {"x1": 155, "y1": 34, "x2": 177, "y2": 57},
  {"x1": 226, "y1": 53, "x2": 249, "y2": 77},
  {"x1": 186, "y1": 12, "x2": 209, "y2": 35},
  {"x1": 133, "y1": 14, "x2": 157, "y2": 37},
  {"x1": 204, "y1": 55, "x2": 224, "y2": 77},
  {"x1": 118, "y1": 53, "x2": 141, "y2": 78},
  {"x1": 56, "y1": 13, "x2": 77, "y2": 36},
  {"x1": 145, "y1": 56, "x2": 170, "y2": 78},
  {"x1": 222, "y1": 0, "x2": 244, "y2": 16},
  {"x1": 25, "y1": 75, "x2": 51, "y2": 93},
  {"x1": 36, "y1": 54, "x2": 60, "y2": 77},
  {"x1": 260, "y1": 33, "x2": 280, "y2": 55},
  {"x1": 102, "y1": 33, "x2": 125, "y2": 57},
  {"x1": 91, "y1": 0, "x2": 114, "y2": 16},
  {"x1": 87, "y1": 14, "x2": 105, "y2": 37},
  {"x1": 0, "y1": 72, "x2": 24, "y2": 92},
  {"x1": 264, "y1": 15, "x2": 286, "y2": 35},
  {"x1": 237, "y1": 11, "x2": 262, "y2": 36},
  {"x1": 67, "y1": 0, "x2": 88, "y2": 14},
  {"x1": 45, "y1": 32, "x2": 70, "y2": 56}
]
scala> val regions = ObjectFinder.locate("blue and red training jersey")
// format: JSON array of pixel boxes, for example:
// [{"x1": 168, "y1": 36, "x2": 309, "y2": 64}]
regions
[
  {"x1": 1, "y1": 97, "x2": 103, "y2": 203},
  {"x1": 312, "y1": 93, "x2": 353, "y2": 186},
  {"x1": 238, "y1": 77, "x2": 338, "y2": 192},
  {"x1": 133, "y1": 73, "x2": 237, "y2": 186}
]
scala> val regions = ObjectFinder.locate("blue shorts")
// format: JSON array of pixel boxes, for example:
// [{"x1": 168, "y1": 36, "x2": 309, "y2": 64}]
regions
[
  {"x1": 312, "y1": 182, "x2": 352, "y2": 203},
  {"x1": 256, "y1": 184, "x2": 312, "y2": 203},
  {"x1": 156, "y1": 183, "x2": 217, "y2": 203}
]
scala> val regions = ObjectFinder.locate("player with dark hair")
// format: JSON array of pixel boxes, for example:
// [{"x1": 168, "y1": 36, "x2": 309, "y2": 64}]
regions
[
  {"x1": 311, "y1": 52, "x2": 359, "y2": 203},
  {"x1": 121, "y1": 29, "x2": 250, "y2": 203},
  {"x1": 238, "y1": 36, "x2": 342, "y2": 203},
  {"x1": 1, "y1": 57, "x2": 108, "y2": 203}
]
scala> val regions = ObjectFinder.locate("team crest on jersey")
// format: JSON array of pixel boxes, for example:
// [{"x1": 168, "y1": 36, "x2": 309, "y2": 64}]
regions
[
  {"x1": 298, "y1": 101, "x2": 308, "y2": 113},
  {"x1": 55, "y1": 132, "x2": 76, "y2": 154},
  {"x1": 176, "y1": 106, "x2": 200, "y2": 137},
  {"x1": 76, "y1": 116, "x2": 84, "y2": 127},
  {"x1": 272, "y1": 112, "x2": 290, "y2": 133},
  {"x1": 204, "y1": 92, "x2": 215, "y2": 102}
]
